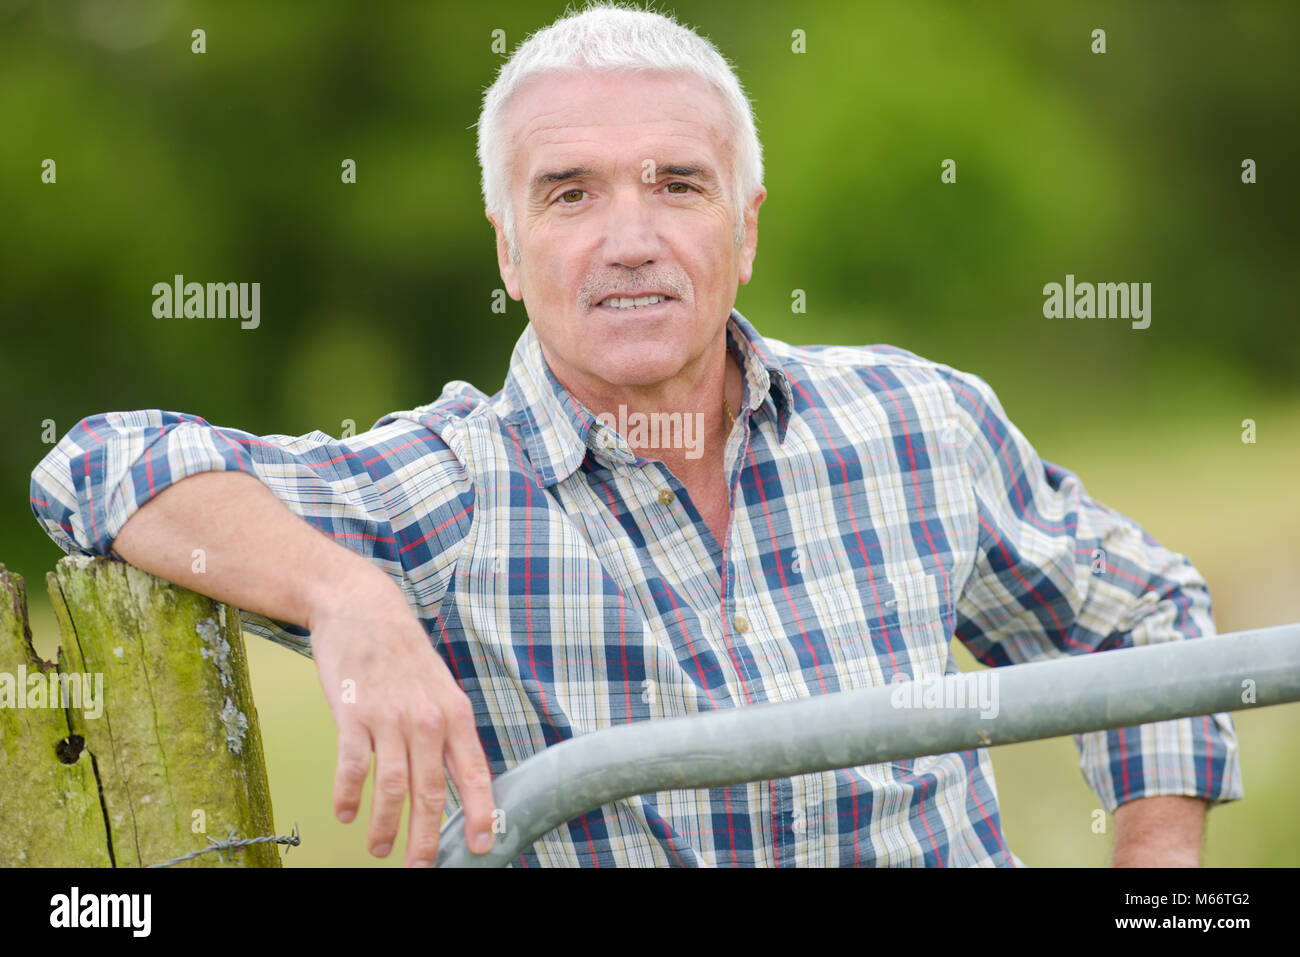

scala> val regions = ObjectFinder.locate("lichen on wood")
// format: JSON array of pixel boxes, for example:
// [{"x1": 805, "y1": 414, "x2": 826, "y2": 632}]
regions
[
  {"x1": 0, "y1": 556, "x2": 279, "y2": 867},
  {"x1": 0, "y1": 563, "x2": 110, "y2": 867}
]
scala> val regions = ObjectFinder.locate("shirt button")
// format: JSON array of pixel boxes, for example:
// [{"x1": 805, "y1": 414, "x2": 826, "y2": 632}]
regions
[
  {"x1": 733, "y1": 614, "x2": 749, "y2": 633},
  {"x1": 658, "y1": 488, "x2": 675, "y2": 506}
]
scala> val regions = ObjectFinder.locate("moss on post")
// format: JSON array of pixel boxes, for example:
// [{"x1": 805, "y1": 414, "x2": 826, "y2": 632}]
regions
[
  {"x1": 0, "y1": 556, "x2": 279, "y2": 867},
  {"x1": 0, "y1": 563, "x2": 111, "y2": 866}
]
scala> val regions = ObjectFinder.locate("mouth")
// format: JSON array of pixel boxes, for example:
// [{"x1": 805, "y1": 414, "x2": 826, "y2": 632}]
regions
[{"x1": 593, "y1": 293, "x2": 677, "y2": 312}]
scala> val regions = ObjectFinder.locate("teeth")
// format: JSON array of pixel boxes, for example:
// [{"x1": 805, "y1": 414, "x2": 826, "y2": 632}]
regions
[{"x1": 601, "y1": 295, "x2": 668, "y2": 308}]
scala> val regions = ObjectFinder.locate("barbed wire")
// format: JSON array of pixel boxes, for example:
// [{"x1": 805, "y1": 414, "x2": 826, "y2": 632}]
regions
[{"x1": 146, "y1": 822, "x2": 301, "y2": 868}]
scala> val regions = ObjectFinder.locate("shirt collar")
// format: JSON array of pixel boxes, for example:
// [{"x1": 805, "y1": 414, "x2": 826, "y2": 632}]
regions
[{"x1": 500, "y1": 308, "x2": 794, "y2": 488}]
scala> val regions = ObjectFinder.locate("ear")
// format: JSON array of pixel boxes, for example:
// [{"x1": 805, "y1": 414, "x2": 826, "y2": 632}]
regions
[
  {"x1": 487, "y1": 210, "x2": 524, "y2": 300},
  {"x1": 737, "y1": 188, "x2": 766, "y2": 286}
]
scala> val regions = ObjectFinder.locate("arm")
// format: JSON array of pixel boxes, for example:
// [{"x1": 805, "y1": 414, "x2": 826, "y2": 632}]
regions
[
  {"x1": 1112, "y1": 796, "x2": 1207, "y2": 867},
  {"x1": 936, "y1": 367, "x2": 1243, "y2": 851},
  {"x1": 112, "y1": 469, "x2": 362, "y2": 634},
  {"x1": 31, "y1": 410, "x2": 410, "y2": 651},
  {"x1": 30, "y1": 410, "x2": 493, "y2": 865}
]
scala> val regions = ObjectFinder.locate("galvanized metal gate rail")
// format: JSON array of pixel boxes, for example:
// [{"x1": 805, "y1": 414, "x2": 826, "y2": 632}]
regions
[{"x1": 434, "y1": 623, "x2": 1300, "y2": 866}]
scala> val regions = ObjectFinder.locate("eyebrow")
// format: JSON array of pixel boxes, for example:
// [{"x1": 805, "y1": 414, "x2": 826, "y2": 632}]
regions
[
  {"x1": 528, "y1": 162, "x2": 718, "y2": 200},
  {"x1": 658, "y1": 164, "x2": 717, "y2": 185},
  {"x1": 529, "y1": 166, "x2": 593, "y2": 199}
]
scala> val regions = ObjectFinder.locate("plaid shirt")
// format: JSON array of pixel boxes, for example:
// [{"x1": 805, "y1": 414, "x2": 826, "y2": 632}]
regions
[{"x1": 30, "y1": 309, "x2": 1242, "y2": 866}]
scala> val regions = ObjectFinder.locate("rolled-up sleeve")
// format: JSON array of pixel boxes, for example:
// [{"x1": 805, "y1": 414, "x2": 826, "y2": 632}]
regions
[
  {"x1": 937, "y1": 366, "x2": 1243, "y2": 815},
  {"x1": 30, "y1": 410, "x2": 412, "y2": 656}
]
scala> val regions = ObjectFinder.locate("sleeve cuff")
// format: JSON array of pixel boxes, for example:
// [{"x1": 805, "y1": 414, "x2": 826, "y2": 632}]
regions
[{"x1": 1075, "y1": 713, "x2": 1244, "y2": 815}]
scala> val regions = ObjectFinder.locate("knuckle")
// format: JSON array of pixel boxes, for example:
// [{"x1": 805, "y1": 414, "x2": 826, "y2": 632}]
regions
[
  {"x1": 337, "y1": 756, "x2": 371, "y2": 781},
  {"x1": 377, "y1": 772, "x2": 409, "y2": 798},
  {"x1": 413, "y1": 787, "x2": 447, "y2": 812},
  {"x1": 462, "y1": 766, "x2": 493, "y2": 794},
  {"x1": 447, "y1": 694, "x2": 475, "y2": 724},
  {"x1": 411, "y1": 708, "x2": 445, "y2": 737},
  {"x1": 366, "y1": 706, "x2": 403, "y2": 731}
]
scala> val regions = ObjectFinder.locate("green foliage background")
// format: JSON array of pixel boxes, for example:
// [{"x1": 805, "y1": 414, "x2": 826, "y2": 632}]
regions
[{"x1": 2, "y1": 0, "x2": 1296, "y2": 866}]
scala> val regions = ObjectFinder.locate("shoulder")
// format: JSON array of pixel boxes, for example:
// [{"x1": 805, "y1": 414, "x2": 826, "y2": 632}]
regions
[
  {"x1": 372, "y1": 380, "x2": 492, "y2": 436},
  {"x1": 357, "y1": 384, "x2": 493, "y2": 569},
  {"x1": 352, "y1": 381, "x2": 500, "y2": 490},
  {"x1": 759, "y1": 332, "x2": 999, "y2": 414},
  {"x1": 757, "y1": 331, "x2": 1016, "y2": 478},
  {"x1": 363, "y1": 375, "x2": 548, "y2": 487}
]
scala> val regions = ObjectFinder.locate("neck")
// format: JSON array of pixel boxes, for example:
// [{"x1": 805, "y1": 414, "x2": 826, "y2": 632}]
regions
[{"x1": 549, "y1": 334, "x2": 744, "y2": 476}]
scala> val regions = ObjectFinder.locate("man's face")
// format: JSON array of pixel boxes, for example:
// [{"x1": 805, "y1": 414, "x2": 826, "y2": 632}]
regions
[{"x1": 490, "y1": 69, "x2": 765, "y2": 397}]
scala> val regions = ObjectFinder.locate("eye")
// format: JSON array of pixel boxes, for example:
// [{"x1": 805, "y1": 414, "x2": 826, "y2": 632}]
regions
[
  {"x1": 665, "y1": 182, "x2": 695, "y2": 194},
  {"x1": 557, "y1": 188, "x2": 585, "y2": 204}
]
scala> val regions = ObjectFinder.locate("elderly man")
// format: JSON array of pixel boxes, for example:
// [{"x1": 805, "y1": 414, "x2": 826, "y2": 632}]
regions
[{"x1": 30, "y1": 2, "x2": 1239, "y2": 867}]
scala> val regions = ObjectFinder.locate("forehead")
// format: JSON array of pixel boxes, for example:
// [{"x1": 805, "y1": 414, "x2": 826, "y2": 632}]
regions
[{"x1": 505, "y1": 69, "x2": 731, "y2": 188}]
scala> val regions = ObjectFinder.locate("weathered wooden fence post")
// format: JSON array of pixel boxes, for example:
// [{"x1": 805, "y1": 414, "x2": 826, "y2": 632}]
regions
[{"x1": 0, "y1": 555, "x2": 279, "y2": 866}]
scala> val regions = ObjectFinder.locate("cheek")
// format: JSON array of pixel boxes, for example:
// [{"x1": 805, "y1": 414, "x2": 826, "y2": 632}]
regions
[
  {"x1": 520, "y1": 247, "x2": 572, "y2": 314},
  {"x1": 683, "y1": 226, "x2": 734, "y2": 282}
]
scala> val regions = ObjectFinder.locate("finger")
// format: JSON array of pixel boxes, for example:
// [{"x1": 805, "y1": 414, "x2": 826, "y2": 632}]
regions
[
  {"x1": 368, "y1": 724, "x2": 409, "y2": 857},
  {"x1": 403, "y1": 705, "x2": 448, "y2": 867},
  {"x1": 442, "y1": 692, "x2": 496, "y2": 855},
  {"x1": 333, "y1": 721, "x2": 372, "y2": 825}
]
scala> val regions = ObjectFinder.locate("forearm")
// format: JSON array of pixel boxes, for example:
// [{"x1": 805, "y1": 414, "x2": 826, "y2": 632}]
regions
[
  {"x1": 111, "y1": 470, "x2": 397, "y2": 629},
  {"x1": 1111, "y1": 795, "x2": 1207, "y2": 867}
]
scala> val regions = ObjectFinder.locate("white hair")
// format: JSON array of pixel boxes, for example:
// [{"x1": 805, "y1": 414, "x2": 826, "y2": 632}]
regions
[{"x1": 475, "y1": 1, "x2": 764, "y2": 265}]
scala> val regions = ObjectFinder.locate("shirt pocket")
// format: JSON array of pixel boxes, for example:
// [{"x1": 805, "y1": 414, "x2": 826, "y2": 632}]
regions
[
  {"x1": 891, "y1": 568, "x2": 954, "y2": 682},
  {"x1": 883, "y1": 570, "x2": 969, "y2": 776},
  {"x1": 821, "y1": 566, "x2": 953, "y2": 688}
]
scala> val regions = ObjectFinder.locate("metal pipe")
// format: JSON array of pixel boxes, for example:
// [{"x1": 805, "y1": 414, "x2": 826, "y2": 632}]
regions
[{"x1": 435, "y1": 622, "x2": 1300, "y2": 866}]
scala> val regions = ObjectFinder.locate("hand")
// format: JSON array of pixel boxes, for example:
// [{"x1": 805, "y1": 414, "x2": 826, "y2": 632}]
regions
[{"x1": 306, "y1": 569, "x2": 496, "y2": 866}]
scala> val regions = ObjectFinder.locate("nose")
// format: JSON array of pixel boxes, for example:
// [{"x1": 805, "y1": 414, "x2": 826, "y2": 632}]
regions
[{"x1": 601, "y1": 184, "x2": 662, "y2": 270}]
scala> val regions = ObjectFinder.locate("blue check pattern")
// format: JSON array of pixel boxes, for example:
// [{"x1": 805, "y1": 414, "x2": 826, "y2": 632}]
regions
[{"x1": 30, "y1": 309, "x2": 1243, "y2": 866}]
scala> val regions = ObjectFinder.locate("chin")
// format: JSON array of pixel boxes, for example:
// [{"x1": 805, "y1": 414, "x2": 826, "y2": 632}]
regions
[
  {"x1": 577, "y1": 320, "x2": 694, "y2": 381},
  {"x1": 584, "y1": 349, "x2": 686, "y2": 388}
]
